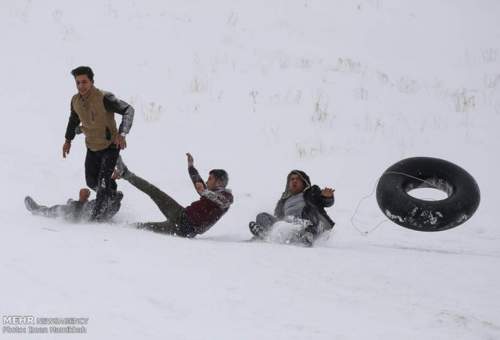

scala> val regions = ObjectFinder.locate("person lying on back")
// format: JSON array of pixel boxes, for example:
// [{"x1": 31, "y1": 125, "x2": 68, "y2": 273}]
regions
[
  {"x1": 25, "y1": 188, "x2": 122, "y2": 222},
  {"x1": 113, "y1": 153, "x2": 233, "y2": 237}
]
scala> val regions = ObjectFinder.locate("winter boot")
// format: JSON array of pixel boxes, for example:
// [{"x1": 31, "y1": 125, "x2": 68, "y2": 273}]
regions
[
  {"x1": 24, "y1": 196, "x2": 40, "y2": 213},
  {"x1": 249, "y1": 221, "x2": 268, "y2": 239}
]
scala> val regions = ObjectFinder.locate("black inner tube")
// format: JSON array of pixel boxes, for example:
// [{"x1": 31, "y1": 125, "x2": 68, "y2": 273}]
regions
[{"x1": 376, "y1": 157, "x2": 480, "y2": 232}]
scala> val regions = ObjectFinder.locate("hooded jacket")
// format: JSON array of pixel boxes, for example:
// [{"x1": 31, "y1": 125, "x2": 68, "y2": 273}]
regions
[{"x1": 274, "y1": 170, "x2": 335, "y2": 234}]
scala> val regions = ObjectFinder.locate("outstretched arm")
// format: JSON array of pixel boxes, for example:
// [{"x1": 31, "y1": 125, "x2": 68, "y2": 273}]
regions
[{"x1": 187, "y1": 153, "x2": 206, "y2": 195}]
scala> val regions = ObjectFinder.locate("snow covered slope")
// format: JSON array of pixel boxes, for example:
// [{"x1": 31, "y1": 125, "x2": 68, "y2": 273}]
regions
[{"x1": 0, "y1": 1, "x2": 499, "y2": 339}]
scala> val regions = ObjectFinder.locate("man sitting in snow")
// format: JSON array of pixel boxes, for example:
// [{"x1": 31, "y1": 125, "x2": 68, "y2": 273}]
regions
[
  {"x1": 112, "y1": 153, "x2": 233, "y2": 238},
  {"x1": 249, "y1": 170, "x2": 335, "y2": 246},
  {"x1": 24, "y1": 188, "x2": 123, "y2": 222}
]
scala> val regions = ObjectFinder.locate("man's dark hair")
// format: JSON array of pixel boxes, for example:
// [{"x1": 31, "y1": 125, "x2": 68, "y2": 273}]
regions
[
  {"x1": 210, "y1": 169, "x2": 229, "y2": 187},
  {"x1": 71, "y1": 66, "x2": 94, "y2": 82}
]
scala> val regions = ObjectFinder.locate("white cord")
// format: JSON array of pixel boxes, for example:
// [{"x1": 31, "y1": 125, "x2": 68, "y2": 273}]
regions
[{"x1": 350, "y1": 171, "x2": 442, "y2": 236}]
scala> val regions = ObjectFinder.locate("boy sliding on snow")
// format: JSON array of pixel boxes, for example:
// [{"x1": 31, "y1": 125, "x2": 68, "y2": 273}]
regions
[
  {"x1": 249, "y1": 170, "x2": 335, "y2": 246},
  {"x1": 113, "y1": 153, "x2": 233, "y2": 238},
  {"x1": 24, "y1": 188, "x2": 123, "y2": 222}
]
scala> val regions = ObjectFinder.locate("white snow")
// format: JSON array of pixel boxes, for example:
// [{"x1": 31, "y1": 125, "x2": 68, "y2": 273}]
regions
[{"x1": 1, "y1": 1, "x2": 499, "y2": 339}]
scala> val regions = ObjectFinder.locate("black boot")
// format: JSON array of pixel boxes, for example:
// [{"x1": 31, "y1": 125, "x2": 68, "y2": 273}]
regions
[
  {"x1": 24, "y1": 196, "x2": 40, "y2": 213},
  {"x1": 249, "y1": 221, "x2": 267, "y2": 239}
]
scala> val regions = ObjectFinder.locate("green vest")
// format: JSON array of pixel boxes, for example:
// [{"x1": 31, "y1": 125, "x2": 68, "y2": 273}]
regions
[{"x1": 71, "y1": 87, "x2": 118, "y2": 151}]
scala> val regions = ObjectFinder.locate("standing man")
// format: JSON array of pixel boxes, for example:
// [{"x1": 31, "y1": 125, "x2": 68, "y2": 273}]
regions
[{"x1": 63, "y1": 66, "x2": 134, "y2": 221}]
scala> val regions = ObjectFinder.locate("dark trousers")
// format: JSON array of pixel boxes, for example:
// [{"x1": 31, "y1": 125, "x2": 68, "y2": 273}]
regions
[
  {"x1": 256, "y1": 212, "x2": 279, "y2": 230},
  {"x1": 85, "y1": 145, "x2": 120, "y2": 220},
  {"x1": 249, "y1": 212, "x2": 279, "y2": 238},
  {"x1": 124, "y1": 171, "x2": 196, "y2": 237},
  {"x1": 33, "y1": 204, "x2": 71, "y2": 218},
  {"x1": 31, "y1": 201, "x2": 85, "y2": 221}
]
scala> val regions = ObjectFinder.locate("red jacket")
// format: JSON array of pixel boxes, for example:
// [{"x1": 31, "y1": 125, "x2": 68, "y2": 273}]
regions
[{"x1": 184, "y1": 166, "x2": 233, "y2": 234}]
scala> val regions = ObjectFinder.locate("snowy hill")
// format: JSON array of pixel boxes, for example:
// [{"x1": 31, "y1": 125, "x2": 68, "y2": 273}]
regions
[{"x1": 1, "y1": 1, "x2": 499, "y2": 339}]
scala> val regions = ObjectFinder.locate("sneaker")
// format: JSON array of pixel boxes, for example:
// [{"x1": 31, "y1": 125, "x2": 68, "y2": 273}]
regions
[
  {"x1": 99, "y1": 191, "x2": 123, "y2": 221},
  {"x1": 24, "y1": 196, "x2": 39, "y2": 212},
  {"x1": 249, "y1": 221, "x2": 266, "y2": 238},
  {"x1": 113, "y1": 156, "x2": 129, "y2": 179}
]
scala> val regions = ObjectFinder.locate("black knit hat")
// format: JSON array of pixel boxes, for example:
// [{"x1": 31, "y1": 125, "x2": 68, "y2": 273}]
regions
[{"x1": 210, "y1": 169, "x2": 229, "y2": 187}]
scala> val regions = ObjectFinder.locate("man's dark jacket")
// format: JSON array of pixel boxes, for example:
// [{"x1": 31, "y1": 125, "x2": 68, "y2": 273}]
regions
[{"x1": 274, "y1": 170, "x2": 335, "y2": 235}]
